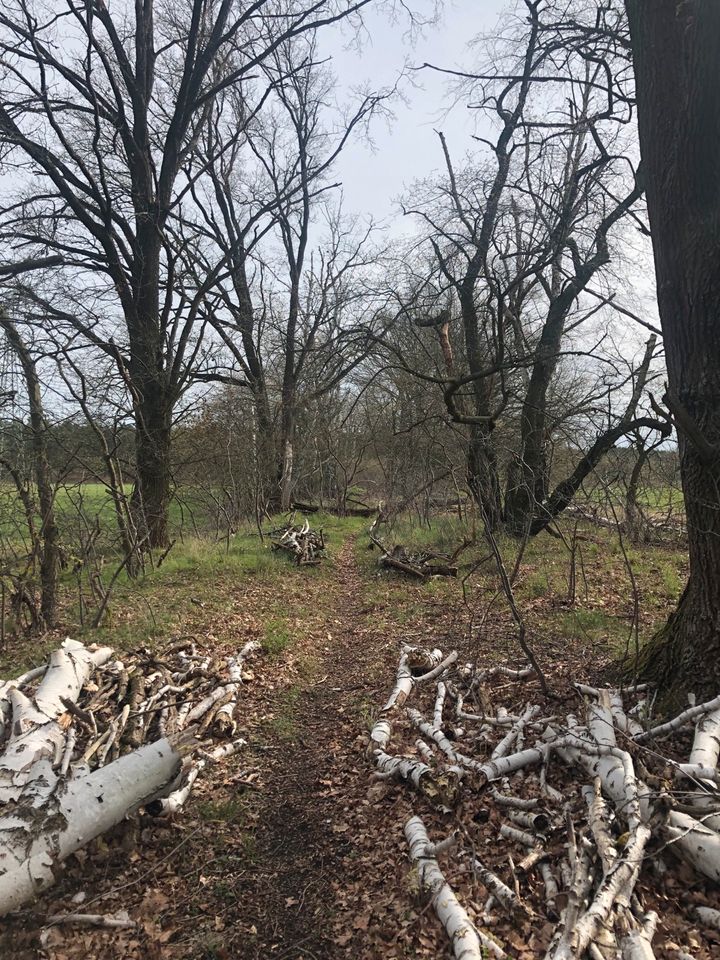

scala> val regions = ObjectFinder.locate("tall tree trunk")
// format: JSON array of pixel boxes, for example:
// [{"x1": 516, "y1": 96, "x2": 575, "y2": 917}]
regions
[
  {"x1": 624, "y1": 432, "x2": 650, "y2": 544},
  {"x1": 466, "y1": 423, "x2": 502, "y2": 529},
  {"x1": 626, "y1": 0, "x2": 720, "y2": 697},
  {"x1": 504, "y1": 374, "x2": 553, "y2": 536},
  {"x1": 129, "y1": 226, "x2": 172, "y2": 549},
  {"x1": 133, "y1": 393, "x2": 172, "y2": 550},
  {"x1": 278, "y1": 398, "x2": 295, "y2": 513}
]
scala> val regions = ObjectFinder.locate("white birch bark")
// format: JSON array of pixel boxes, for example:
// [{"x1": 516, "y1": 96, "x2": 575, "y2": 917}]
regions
[
  {"x1": 620, "y1": 912, "x2": 658, "y2": 960},
  {"x1": 405, "y1": 816, "x2": 490, "y2": 960},
  {"x1": 635, "y1": 693, "x2": 720, "y2": 743},
  {"x1": 0, "y1": 639, "x2": 113, "y2": 806},
  {"x1": 0, "y1": 734, "x2": 184, "y2": 914},
  {"x1": 695, "y1": 905, "x2": 720, "y2": 930}
]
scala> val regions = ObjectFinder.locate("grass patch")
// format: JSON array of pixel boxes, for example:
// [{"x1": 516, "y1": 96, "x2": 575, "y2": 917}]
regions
[
  {"x1": 195, "y1": 796, "x2": 245, "y2": 824},
  {"x1": 266, "y1": 685, "x2": 301, "y2": 739},
  {"x1": 555, "y1": 608, "x2": 617, "y2": 640},
  {"x1": 263, "y1": 617, "x2": 292, "y2": 657},
  {"x1": 524, "y1": 570, "x2": 550, "y2": 599}
]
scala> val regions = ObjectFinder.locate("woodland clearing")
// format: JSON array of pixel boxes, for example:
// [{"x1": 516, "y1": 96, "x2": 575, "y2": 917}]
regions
[{"x1": 0, "y1": 512, "x2": 712, "y2": 960}]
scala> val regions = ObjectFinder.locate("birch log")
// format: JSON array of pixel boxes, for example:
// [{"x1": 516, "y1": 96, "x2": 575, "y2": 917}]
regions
[
  {"x1": 0, "y1": 639, "x2": 113, "y2": 806},
  {"x1": 405, "y1": 815, "x2": 489, "y2": 960},
  {"x1": 0, "y1": 733, "x2": 187, "y2": 914}
]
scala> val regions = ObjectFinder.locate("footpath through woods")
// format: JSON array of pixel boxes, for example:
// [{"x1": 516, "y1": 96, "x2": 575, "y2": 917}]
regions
[
  {"x1": 3, "y1": 526, "x2": 713, "y2": 959},
  {"x1": 3, "y1": 532, "x2": 467, "y2": 960},
  {"x1": 233, "y1": 536, "x2": 427, "y2": 959}
]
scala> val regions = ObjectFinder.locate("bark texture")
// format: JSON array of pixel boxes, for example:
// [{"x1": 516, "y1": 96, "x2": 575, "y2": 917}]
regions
[{"x1": 626, "y1": 0, "x2": 720, "y2": 696}]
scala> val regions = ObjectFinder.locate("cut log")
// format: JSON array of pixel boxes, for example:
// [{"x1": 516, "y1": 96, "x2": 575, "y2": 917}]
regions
[
  {"x1": 370, "y1": 534, "x2": 460, "y2": 578},
  {"x1": 405, "y1": 815, "x2": 498, "y2": 959},
  {"x1": 0, "y1": 732, "x2": 187, "y2": 914},
  {"x1": 0, "y1": 638, "x2": 259, "y2": 915}
]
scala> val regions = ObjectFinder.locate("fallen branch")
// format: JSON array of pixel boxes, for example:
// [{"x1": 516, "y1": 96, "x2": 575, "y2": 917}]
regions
[{"x1": 406, "y1": 815, "x2": 504, "y2": 959}]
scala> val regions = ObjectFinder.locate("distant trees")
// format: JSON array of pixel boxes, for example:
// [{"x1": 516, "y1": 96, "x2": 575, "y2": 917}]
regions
[
  {"x1": 626, "y1": 0, "x2": 720, "y2": 697},
  {"x1": 185, "y1": 36, "x2": 388, "y2": 510},
  {"x1": 0, "y1": 0, "x2": 697, "y2": 636},
  {"x1": 0, "y1": 309, "x2": 59, "y2": 627}
]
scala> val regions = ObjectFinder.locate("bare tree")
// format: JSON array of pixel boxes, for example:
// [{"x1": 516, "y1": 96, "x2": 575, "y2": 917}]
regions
[
  {"x1": 0, "y1": 0, "x2": 373, "y2": 545},
  {"x1": 397, "y1": 0, "x2": 667, "y2": 532},
  {"x1": 0, "y1": 308, "x2": 59, "y2": 627},
  {"x1": 187, "y1": 38, "x2": 389, "y2": 508}
]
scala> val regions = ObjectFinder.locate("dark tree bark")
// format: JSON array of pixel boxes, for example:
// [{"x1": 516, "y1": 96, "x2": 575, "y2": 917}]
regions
[
  {"x1": 466, "y1": 422, "x2": 502, "y2": 529},
  {"x1": 504, "y1": 175, "x2": 645, "y2": 534},
  {"x1": 424, "y1": 4, "x2": 542, "y2": 529},
  {"x1": 626, "y1": 0, "x2": 720, "y2": 696}
]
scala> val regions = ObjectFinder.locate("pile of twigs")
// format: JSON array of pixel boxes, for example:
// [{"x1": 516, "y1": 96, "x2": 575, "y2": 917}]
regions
[
  {"x1": 0, "y1": 637, "x2": 260, "y2": 914},
  {"x1": 368, "y1": 521, "x2": 471, "y2": 578},
  {"x1": 369, "y1": 645, "x2": 720, "y2": 959},
  {"x1": 270, "y1": 518, "x2": 326, "y2": 565}
]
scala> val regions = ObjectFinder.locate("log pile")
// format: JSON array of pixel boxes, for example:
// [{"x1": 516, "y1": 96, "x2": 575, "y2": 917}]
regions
[
  {"x1": 271, "y1": 518, "x2": 326, "y2": 565},
  {"x1": 375, "y1": 544, "x2": 459, "y2": 578},
  {"x1": 369, "y1": 529, "x2": 464, "y2": 578},
  {"x1": 0, "y1": 637, "x2": 259, "y2": 915},
  {"x1": 292, "y1": 499, "x2": 378, "y2": 518},
  {"x1": 369, "y1": 645, "x2": 720, "y2": 958}
]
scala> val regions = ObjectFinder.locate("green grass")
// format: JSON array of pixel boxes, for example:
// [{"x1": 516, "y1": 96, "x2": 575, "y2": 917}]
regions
[
  {"x1": 524, "y1": 570, "x2": 551, "y2": 598},
  {"x1": 0, "y1": 509, "x2": 364, "y2": 676},
  {"x1": 555, "y1": 608, "x2": 616, "y2": 639},
  {"x1": 266, "y1": 685, "x2": 301, "y2": 739},
  {"x1": 195, "y1": 797, "x2": 246, "y2": 823},
  {"x1": 263, "y1": 617, "x2": 292, "y2": 656},
  {"x1": 381, "y1": 513, "x2": 471, "y2": 557},
  {"x1": 0, "y1": 483, "x2": 690, "y2": 691}
]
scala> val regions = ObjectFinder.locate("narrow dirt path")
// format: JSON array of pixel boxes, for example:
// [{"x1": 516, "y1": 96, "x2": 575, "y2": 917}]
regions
[
  {"x1": 2, "y1": 533, "x2": 452, "y2": 960},
  {"x1": 236, "y1": 535, "x2": 414, "y2": 959}
]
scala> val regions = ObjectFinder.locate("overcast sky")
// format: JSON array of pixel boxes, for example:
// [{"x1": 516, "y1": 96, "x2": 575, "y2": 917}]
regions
[{"x1": 320, "y1": 0, "x2": 509, "y2": 227}]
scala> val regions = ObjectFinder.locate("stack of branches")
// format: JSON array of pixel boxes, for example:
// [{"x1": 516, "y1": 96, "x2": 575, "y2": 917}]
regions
[
  {"x1": 270, "y1": 518, "x2": 326, "y2": 565},
  {"x1": 292, "y1": 499, "x2": 378, "y2": 518},
  {"x1": 0, "y1": 636, "x2": 260, "y2": 916},
  {"x1": 369, "y1": 645, "x2": 720, "y2": 959},
  {"x1": 369, "y1": 528, "x2": 471, "y2": 579}
]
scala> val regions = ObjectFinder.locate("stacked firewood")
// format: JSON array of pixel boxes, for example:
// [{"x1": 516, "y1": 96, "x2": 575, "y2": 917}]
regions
[
  {"x1": 0, "y1": 637, "x2": 260, "y2": 915},
  {"x1": 373, "y1": 542, "x2": 459, "y2": 578},
  {"x1": 370, "y1": 645, "x2": 720, "y2": 959},
  {"x1": 271, "y1": 518, "x2": 325, "y2": 565}
]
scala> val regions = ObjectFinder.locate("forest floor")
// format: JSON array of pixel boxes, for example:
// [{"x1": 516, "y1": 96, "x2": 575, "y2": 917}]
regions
[{"x1": 0, "y1": 515, "x2": 714, "y2": 960}]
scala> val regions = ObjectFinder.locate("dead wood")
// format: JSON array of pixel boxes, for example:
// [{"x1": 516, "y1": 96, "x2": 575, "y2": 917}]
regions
[
  {"x1": 0, "y1": 637, "x2": 260, "y2": 915},
  {"x1": 369, "y1": 534, "x2": 460, "y2": 578},
  {"x1": 270, "y1": 518, "x2": 326, "y2": 565},
  {"x1": 370, "y1": 648, "x2": 720, "y2": 959}
]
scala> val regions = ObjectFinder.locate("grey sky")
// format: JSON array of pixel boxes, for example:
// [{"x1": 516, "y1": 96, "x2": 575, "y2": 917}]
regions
[{"x1": 322, "y1": 1, "x2": 509, "y2": 226}]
